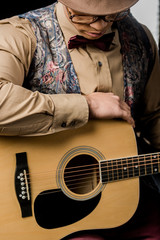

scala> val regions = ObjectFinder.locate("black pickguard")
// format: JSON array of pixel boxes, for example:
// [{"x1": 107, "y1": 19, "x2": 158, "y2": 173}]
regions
[{"x1": 34, "y1": 189, "x2": 101, "y2": 229}]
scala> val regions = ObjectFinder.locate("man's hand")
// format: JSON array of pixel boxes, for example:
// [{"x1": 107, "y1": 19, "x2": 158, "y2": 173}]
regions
[{"x1": 85, "y1": 92, "x2": 135, "y2": 127}]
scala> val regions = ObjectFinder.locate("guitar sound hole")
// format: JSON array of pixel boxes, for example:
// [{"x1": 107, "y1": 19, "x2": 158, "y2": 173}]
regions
[{"x1": 64, "y1": 154, "x2": 100, "y2": 195}]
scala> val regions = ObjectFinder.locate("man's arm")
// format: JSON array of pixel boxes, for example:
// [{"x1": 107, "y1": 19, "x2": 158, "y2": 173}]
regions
[
  {"x1": 0, "y1": 18, "x2": 88, "y2": 136},
  {"x1": 137, "y1": 25, "x2": 160, "y2": 150}
]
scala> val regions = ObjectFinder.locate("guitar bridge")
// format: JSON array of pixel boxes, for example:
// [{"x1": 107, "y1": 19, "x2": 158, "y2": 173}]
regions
[{"x1": 15, "y1": 152, "x2": 32, "y2": 218}]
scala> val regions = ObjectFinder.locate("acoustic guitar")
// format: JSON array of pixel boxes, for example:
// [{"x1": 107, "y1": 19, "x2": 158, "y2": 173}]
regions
[{"x1": 0, "y1": 120, "x2": 159, "y2": 240}]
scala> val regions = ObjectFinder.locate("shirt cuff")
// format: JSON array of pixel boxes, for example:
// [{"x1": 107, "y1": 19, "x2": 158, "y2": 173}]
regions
[{"x1": 50, "y1": 94, "x2": 89, "y2": 132}]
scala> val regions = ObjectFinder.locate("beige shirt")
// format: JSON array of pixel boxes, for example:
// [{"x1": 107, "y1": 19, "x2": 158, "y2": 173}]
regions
[
  {"x1": 0, "y1": 3, "x2": 159, "y2": 149},
  {"x1": 57, "y1": 3, "x2": 124, "y2": 98}
]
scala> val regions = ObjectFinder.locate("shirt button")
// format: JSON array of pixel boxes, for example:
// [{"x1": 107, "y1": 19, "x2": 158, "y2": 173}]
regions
[
  {"x1": 61, "y1": 122, "x2": 67, "y2": 128},
  {"x1": 98, "y1": 61, "x2": 102, "y2": 67}
]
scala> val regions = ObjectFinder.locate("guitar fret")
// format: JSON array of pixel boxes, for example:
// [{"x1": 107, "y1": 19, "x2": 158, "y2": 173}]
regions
[
  {"x1": 145, "y1": 155, "x2": 152, "y2": 175},
  {"x1": 112, "y1": 159, "x2": 118, "y2": 181},
  {"x1": 100, "y1": 161, "x2": 108, "y2": 183},
  {"x1": 117, "y1": 159, "x2": 123, "y2": 180},
  {"x1": 122, "y1": 158, "x2": 128, "y2": 179},
  {"x1": 107, "y1": 160, "x2": 113, "y2": 182},
  {"x1": 152, "y1": 153, "x2": 159, "y2": 173},
  {"x1": 139, "y1": 156, "x2": 146, "y2": 176},
  {"x1": 127, "y1": 157, "x2": 134, "y2": 177},
  {"x1": 132, "y1": 157, "x2": 139, "y2": 177}
]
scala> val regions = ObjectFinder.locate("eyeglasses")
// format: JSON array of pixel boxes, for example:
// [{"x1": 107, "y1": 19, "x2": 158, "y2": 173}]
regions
[{"x1": 67, "y1": 8, "x2": 130, "y2": 25}]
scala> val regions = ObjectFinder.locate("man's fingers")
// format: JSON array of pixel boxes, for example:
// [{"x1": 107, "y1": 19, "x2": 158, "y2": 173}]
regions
[{"x1": 121, "y1": 108, "x2": 135, "y2": 128}]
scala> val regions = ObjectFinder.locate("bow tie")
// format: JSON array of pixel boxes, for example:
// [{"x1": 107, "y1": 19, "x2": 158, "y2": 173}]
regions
[{"x1": 68, "y1": 32, "x2": 115, "y2": 51}]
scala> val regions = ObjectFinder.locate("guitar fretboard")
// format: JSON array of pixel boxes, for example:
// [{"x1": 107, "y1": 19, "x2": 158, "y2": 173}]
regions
[{"x1": 99, "y1": 152, "x2": 160, "y2": 183}]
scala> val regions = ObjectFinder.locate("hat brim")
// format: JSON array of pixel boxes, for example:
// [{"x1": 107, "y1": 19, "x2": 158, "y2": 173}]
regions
[{"x1": 58, "y1": 0, "x2": 139, "y2": 15}]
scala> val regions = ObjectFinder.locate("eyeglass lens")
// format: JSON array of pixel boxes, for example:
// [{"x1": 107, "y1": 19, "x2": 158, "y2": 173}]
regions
[{"x1": 70, "y1": 10, "x2": 129, "y2": 24}]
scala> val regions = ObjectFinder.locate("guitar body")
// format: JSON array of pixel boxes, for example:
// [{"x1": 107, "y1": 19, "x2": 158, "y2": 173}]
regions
[{"x1": 0, "y1": 120, "x2": 139, "y2": 240}]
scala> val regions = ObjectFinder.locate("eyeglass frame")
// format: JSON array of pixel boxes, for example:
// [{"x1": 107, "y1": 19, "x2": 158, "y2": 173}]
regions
[{"x1": 67, "y1": 8, "x2": 130, "y2": 24}]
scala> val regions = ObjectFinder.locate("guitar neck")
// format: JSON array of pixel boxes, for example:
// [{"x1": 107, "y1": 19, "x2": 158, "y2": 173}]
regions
[{"x1": 100, "y1": 152, "x2": 160, "y2": 183}]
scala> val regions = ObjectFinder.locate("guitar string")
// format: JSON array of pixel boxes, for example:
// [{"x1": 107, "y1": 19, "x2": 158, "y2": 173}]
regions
[
  {"x1": 24, "y1": 155, "x2": 160, "y2": 183},
  {"x1": 24, "y1": 158, "x2": 160, "y2": 191},
  {"x1": 37, "y1": 165, "x2": 160, "y2": 198},
  {"x1": 33, "y1": 162, "x2": 160, "y2": 197},
  {"x1": 24, "y1": 152, "x2": 160, "y2": 179},
  {"x1": 19, "y1": 157, "x2": 160, "y2": 198},
  {"x1": 17, "y1": 153, "x2": 160, "y2": 192}
]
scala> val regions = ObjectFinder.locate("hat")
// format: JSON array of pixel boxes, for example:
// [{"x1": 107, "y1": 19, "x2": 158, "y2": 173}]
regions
[{"x1": 58, "y1": 0, "x2": 138, "y2": 15}]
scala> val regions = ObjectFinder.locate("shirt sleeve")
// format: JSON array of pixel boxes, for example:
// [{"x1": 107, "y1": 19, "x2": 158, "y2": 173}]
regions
[
  {"x1": 0, "y1": 17, "x2": 89, "y2": 136},
  {"x1": 138, "y1": 25, "x2": 160, "y2": 150}
]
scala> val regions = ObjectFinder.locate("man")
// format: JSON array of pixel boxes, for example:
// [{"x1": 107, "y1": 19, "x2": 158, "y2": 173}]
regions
[{"x1": 0, "y1": 0, "x2": 160, "y2": 239}]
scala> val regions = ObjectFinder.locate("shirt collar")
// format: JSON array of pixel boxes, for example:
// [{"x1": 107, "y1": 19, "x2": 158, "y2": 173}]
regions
[{"x1": 56, "y1": 2, "x2": 79, "y2": 46}]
